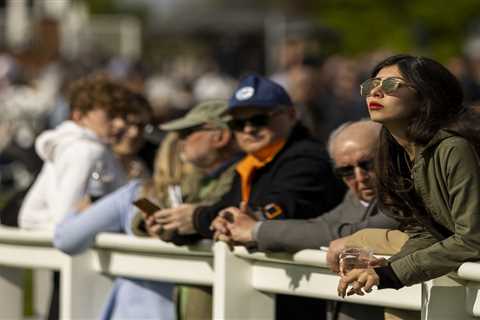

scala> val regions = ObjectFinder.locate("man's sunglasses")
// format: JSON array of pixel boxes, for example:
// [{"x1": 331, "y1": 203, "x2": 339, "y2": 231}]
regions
[
  {"x1": 228, "y1": 109, "x2": 285, "y2": 131},
  {"x1": 177, "y1": 126, "x2": 216, "y2": 139},
  {"x1": 334, "y1": 159, "x2": 374, "y2": 179},
  {"x1": 360, "y1": 77, "x2": 414, "y2": 97}
]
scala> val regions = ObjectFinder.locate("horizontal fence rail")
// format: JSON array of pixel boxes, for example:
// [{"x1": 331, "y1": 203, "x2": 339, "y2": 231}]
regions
[{"x1": 0, "y1": 226, "x2": 478, "y2": 319}]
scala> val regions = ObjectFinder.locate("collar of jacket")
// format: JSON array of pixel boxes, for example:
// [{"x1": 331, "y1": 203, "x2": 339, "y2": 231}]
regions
[
  {"x1": 283, "y1": 122, "x2": 313, "y2": 149},
  {"x1": 412, "y1": 129, "x2": 458, "y2": 163}
]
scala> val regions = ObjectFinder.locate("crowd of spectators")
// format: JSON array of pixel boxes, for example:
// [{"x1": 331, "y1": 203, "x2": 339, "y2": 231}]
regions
[{"x1": 2, "y1": 37, "x2": 480, "y2": 320}]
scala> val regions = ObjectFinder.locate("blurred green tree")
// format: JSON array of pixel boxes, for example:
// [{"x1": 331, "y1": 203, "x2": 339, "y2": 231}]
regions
[{"x1": 306, "y1": 0, "x2": 480, "y2": 60}]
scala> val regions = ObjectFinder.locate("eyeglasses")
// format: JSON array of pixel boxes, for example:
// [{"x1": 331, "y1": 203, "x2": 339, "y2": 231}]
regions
[
  {"x1": 360, "y1": 77, "x2": 413, "y2": 97},
  {"x1": 177, "y1": 126, "x2": 217, "y2": 139},
  {"x1": 334, "y1": 159, "x2": 374, "y2": 179},
  {"x1": 228, "y1": 109, "x2": 285, "y2": 131}
]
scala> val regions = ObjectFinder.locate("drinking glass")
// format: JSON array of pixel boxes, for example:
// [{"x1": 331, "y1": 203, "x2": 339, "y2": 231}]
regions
[{"x1": 339, "y1": 246, "x2": 373, "y2": 275}]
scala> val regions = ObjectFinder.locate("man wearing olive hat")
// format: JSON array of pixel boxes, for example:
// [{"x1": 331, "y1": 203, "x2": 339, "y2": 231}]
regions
[{"x1": 142, "y1": 99, "x2": 241, "y2": 238}]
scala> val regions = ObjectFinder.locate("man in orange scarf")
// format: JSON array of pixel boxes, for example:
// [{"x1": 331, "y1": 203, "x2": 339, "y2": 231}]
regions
[{"x1": 152, "y1": 74, "x2": 344, "y2": 240}]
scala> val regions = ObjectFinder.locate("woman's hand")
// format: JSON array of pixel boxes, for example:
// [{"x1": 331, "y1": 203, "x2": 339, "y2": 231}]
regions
[
  {"x1": 337, "y1": 268, "x2": 380, "y2": 298},
  {"x1": 327, "y1": 237, "x2": 349, "y2": 274}
]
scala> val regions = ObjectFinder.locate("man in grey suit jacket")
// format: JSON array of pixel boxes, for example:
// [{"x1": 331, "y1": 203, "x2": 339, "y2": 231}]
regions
[
  {"x1": 213, "y1": 119, "x2": 399, "y2": 320},
  {"x1": 214, "y1": 119, "x2": 399, "y2": 250}
]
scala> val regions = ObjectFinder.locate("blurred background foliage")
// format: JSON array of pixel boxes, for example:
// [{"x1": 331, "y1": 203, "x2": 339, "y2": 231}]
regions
[{"x1": 309, "y1": 0, "x2": 480, "y2": 60}]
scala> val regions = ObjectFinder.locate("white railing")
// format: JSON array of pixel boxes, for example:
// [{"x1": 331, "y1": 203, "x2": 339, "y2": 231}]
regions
[{"x1": 0, "y1": 225, "x2": 478, "y2": 319}]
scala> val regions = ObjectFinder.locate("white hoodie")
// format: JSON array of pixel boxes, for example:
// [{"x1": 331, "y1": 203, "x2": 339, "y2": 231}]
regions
[{"x1": 19, "y1": 121, "x2": 128, "y2": 230}]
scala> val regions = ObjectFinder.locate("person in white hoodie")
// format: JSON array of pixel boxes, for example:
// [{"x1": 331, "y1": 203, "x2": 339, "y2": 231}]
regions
[{"x1": 18, "y1": 74, "x2": 136, "y2": 230}]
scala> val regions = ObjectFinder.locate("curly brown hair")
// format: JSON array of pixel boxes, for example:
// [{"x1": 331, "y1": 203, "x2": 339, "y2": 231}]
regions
[{"x1": 68, "y1": 73, "x2": 137, "y2": 117}]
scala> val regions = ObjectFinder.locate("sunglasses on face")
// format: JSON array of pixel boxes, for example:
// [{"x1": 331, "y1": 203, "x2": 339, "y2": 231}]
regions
[
  {"x1": 360, "y1": 77, "x2": 413, "y2": 97},
  {"x1": 177, "y1": 126, "x2": 215, "y2": 139},
  {"x1": 334, "y1": 159, "x2": 374, "y2": 179},
  {"x1": 228, "y1": 109, "x2": 285, "y2": 131}
]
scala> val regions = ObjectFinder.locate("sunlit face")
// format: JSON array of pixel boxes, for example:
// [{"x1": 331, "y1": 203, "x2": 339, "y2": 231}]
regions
[
  {"x1": 332, "y1": 137, "x2": 376, "y2": 202},
  {"x1": 230, "y1": 107, "x2": 294, "y2": 154},
  {"x1": 365, "y1": 65, "x2": 418, "y2": 129},
  {"x1": 112, "y1": 113, "x2": 149, "y2": 156},
  {"x1": 180, "y1": 126, "x2": 221, "y2": 169},
  {"x1": 77, "y1": 109, "x2": 119, "y2": 144}
]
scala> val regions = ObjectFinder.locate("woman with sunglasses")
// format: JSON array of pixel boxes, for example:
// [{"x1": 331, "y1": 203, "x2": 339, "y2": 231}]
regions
[{"x1": 335, "y1": 54, "x2": 480, "y2": 297}]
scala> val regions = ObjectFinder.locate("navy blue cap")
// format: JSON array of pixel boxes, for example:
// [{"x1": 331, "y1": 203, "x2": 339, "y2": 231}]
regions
[{"x1": 228, "y1": 74, "x2": 293, "y2": 111}]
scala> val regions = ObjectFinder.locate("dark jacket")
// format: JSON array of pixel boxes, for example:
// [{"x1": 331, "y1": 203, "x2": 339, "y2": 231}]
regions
[
  {"x1": 192, "y1": 124, "x2": 346, "y2": 238},
  {"x1": 256, "y1": 191, "x2": 399, "y2": 253}
]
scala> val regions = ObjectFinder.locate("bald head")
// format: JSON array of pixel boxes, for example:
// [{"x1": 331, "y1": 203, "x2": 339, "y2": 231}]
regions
[
  {"x1": 327, "y1": 120, "x2": 381, "y2": 202},
  {"x1": 328, "y1": 120, "x2": 381, "y2": 163}
]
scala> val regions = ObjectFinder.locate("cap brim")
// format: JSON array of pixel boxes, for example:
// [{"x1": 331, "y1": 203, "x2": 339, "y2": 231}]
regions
[
  {"x1": 227, "y1": 102, "x2": 278, "y2": 112},
  {"x1": 159, "y1": 118, "x2": 204, "y2": 131}
]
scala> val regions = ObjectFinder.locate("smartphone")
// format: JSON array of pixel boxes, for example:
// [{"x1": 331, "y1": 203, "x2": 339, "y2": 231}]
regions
[{"x1": 132, "y1": 198, "x2": 161, "y2": 217}]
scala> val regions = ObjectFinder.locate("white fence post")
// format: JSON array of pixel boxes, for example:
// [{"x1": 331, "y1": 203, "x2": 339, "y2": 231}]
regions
[
  {"x1": 34, "y1": 269, "x2": 53, "y2": 319},
  {"x1": 213, "y1": 242, "x2": 275, "y2": 319},
  {"x1": 0, "y1": 266, "x2": 23, "y2": 319},
  {"x1": 60, "y1": 251, "x2": 111, "y2": 319},
  {"x1": 422, "y1": 276, "x2": 472, "y2": 320}
]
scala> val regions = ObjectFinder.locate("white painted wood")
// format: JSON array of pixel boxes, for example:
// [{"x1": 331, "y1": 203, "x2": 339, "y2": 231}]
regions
[
  {"x1": 235, "y1": 246, "x2": 420, "y2": 311},
  {"x1": 94, "y1": 233, "x2": 213, "y2": 255},
  {"x1": 92, "y1": 249, "x2": 214, "y2": 285},
  {"x1": 422, "y1": 276, "x2": 473, "y2": 320},
  {"x1": 458, "y1": 263, "x2": 480, "y2": 282},
  {"x1": 60, "y1": 250, "x2": 110, "y2": 320},
  {"x1": 251, "y1": 261, "x2": 421, "y2": 310},
  {"x1": 0, "y1": 266, "x2": 23, "y2": 319},
  {"x1": 213, "y1": 242, "x2": 275, "y2": 320},
  {"x1": 0, "y1": 227, "x2": 109, "y2": 319},
  {"x1": 0, "y1": 227, "x2": 479, "y2": 319},
  {"x1": 93, "y1": 234, "x2": 214, "y2": 285},
  {"x1": 33, "y1": 269, "x2": 52, "y2": 319},
  {"x1": 466, "y1": 284, "x2": 480, "y2": 317}
]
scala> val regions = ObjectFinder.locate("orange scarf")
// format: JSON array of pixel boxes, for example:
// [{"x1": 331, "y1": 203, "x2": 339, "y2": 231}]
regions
[{"x1": 236, "y1": 139, "x2": 286, "y2": 202}]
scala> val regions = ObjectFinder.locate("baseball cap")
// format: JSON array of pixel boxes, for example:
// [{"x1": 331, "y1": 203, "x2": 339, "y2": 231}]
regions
[
  {"x1": 160, "y1": 100, "x2": 231, "y2": 131},
  {"x1": 228, "y1": 74, "x2": 293, "y2": 111}
]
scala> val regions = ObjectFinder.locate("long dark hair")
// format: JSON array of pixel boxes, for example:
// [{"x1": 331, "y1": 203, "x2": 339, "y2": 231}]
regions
[{"x1": 372, "y1": 54, "x2": 480, "y2": 223}]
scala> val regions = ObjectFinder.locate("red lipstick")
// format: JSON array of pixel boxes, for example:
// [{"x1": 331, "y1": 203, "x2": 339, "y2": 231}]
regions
[{"x1": 368, "y1": 102, "x2": 384, "y2": 110}]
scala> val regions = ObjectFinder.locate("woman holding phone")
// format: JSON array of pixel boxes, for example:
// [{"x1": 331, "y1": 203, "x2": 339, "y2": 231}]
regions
[{"x1": 335, "y1": 54, "x2": 480, "y2": 296}]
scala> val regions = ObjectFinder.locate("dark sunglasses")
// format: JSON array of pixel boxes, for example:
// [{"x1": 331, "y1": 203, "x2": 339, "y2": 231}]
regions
[
  {"x1": 228, "y1": 114, "x2": 270, "y2": 131},
  {"x1": 334, "y1": 159, "x2": 374, "y2": 179},
  {"x1": 228, "y1": 109, "x2": 285, "y2": 131},
  {"x1": 360, "y1": 77, "x2": 414, "y2": 97},
  {"x1": 177, "y1": 126, "x2": 216, "y2": 139}
]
